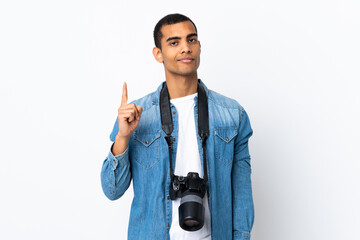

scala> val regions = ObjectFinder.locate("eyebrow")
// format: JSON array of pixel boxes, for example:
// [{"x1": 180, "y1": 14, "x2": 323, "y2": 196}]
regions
[{"x1": 166, "y1": 33, "x2": 198, "y2": 42}]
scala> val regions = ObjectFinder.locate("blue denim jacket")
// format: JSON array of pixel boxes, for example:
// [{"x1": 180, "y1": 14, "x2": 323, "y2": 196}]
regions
[{"x1": 101, "y1": 80, "x2": 254, "y2": 240}]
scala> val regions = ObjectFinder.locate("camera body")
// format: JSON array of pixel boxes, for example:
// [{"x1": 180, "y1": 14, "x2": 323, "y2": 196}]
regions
[{"x1": 170, "y1": 172, "x2": 207, "y2": 231}]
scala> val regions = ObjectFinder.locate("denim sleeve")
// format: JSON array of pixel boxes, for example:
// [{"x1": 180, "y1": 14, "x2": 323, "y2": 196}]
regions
[
  {"x1": 100, "y1": 117, "x2": 132, "y2": 200},
  {"x1": 232, "y1": 108, "x2": 254, "y2": 240}
]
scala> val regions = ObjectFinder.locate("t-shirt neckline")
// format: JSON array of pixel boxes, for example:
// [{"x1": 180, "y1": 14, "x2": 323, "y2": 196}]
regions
[{"x1": 170, "y1": 92, "x2": 197, "y2": 104}]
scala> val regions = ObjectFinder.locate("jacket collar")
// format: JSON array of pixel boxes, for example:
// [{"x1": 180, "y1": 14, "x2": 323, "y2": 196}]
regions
[{"x1": 152, "y1": 79, "x2": 208, "y2": 105}]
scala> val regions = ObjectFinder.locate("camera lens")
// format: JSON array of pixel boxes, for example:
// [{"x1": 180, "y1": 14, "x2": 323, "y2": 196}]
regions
[
  {"x1": 184, "y1": 219, "x2": 200, "y2": 227},
  {"x1": 178, "y1": 194, "x2": 205, "y2": 231}
]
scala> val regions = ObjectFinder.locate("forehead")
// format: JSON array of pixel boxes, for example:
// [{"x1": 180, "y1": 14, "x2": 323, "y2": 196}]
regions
[{"x1": 160, "y1": 21, "x2": 197, "y2": 40}]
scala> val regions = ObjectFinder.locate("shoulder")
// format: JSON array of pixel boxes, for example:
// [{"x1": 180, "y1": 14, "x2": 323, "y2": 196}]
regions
[
  {"x1": 130, "y1": 90, "x2": 157, "y2": 112},
  {"x1": 207, "y1": 89, "x2": 245, "y2": 113},
  {"x1": 206, "y1": 89, "x2": 252, "y2": 138},
  {"x1": 206, "y1": 88, "x2": 250, "y2": 129}
]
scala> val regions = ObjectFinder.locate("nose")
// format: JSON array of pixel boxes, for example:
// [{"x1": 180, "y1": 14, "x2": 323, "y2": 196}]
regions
[{"x1": 181, "y1": 41, "x2": 192, "y2": 54}]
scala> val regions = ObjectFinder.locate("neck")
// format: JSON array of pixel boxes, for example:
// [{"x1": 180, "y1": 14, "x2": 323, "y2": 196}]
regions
[{"x1": 165, "y1": 72, "x2": 198, "y2": 99}]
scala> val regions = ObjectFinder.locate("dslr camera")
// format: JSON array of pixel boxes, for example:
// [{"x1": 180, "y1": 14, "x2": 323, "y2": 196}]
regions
[{"x1": 170, "y1": 172, "x2": 207, "y2": 231}]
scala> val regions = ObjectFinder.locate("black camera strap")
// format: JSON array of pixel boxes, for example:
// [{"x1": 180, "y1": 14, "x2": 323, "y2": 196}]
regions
[{"x1": 160, "y1": 80, "x2": 209, "y2": 183}]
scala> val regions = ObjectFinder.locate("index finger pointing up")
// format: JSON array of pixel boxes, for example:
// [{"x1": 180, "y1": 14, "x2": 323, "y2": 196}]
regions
[{"x1": 121, "y1": 82, "x2": 128, "y2": 106}]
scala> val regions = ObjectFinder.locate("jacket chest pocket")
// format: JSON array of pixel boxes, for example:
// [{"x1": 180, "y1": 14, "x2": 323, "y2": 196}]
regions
[
  {"x1": 132, "y1": 130, "x2": 161, "y2": 169},
  {"x1": 214, "y1": 127, "x2": 238, "y2": 166}
]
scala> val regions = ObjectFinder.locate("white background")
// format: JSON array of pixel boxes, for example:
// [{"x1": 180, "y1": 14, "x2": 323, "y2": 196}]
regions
[{"x1": 1, "y1": 0, "x2": 359, "y2": 239}]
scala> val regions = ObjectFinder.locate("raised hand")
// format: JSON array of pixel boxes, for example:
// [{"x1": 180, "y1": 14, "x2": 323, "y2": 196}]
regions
[{"x1": 116, "y1": 82, "x2": 143, "y2": 140}]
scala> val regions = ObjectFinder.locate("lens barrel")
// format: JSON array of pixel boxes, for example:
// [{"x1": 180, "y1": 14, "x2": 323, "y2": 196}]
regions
[{"x1": 179, "y1": 194, "x2": 205, "y2": 231}]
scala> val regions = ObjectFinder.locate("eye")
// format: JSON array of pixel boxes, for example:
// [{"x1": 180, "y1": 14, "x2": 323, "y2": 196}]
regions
[
  {"x1": 170, "y1": 41, "x2": 178, "y2": 46},
  {"x1": 189, "y1": 38, "x2": 197, "y2": 43}
]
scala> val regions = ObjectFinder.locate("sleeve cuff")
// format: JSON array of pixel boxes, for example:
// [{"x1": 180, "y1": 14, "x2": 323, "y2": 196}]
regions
[
  {"x1": 234, "y1": 231, "x2": 251, "y2": 240},
  {"x1": 108, "y1": 142, "x2": 129, "y2": 170}
]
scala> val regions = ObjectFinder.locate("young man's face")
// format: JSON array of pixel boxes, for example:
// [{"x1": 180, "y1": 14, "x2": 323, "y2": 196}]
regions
[{"x1": 153, "y1": 21, "x2": 201, "y2": 77}]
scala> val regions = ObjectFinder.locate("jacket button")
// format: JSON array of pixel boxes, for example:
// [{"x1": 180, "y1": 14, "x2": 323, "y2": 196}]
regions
[
  {"x1": 145, "y1": 140, "x2": 149, "y2": 144},
  {"x1": 196, "y1": 110, "x2": 198, "y2": 113},
  {"x1": 173, "y1": 111, "x2": 176, "y2": 114},
  {"x1": 113, "y1": 160, "x2": 116, "y2": 164},
  {"x1": 167, "y1": 196, "x2": 170, "y2": 200},
  {"x1": 173, "y1": 138, "x2": 176, "y2": 142},
  {"x1": 168, "y1": 224, "x2": 170, "y2": 228},
  {"x1": 225, "y1": 137, "x2": 229, "y2": 141}
]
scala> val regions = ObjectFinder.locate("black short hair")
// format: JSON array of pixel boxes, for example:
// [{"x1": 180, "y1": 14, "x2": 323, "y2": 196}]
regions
[{"x1": 153, "y1": 13, "x2": 198, "y2": 49}]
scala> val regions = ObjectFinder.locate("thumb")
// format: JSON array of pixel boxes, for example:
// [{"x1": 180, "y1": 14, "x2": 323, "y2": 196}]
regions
[{"x1": 137, "y1": 106, "x2": 143, "y2": 119}]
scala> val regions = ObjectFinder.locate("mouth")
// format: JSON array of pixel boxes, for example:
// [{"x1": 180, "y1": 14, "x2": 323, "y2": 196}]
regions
[{"x1": 178, "y1": 58, "x2": 194, "y2": 63}]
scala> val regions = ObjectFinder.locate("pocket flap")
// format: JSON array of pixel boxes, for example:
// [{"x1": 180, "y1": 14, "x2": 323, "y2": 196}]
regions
[
  {"x1": 214, "y1": 127, "x2": 238, "y2": 143},
  {"x1": 134, "y1": 130, "x2": 161, "y2": 147}
]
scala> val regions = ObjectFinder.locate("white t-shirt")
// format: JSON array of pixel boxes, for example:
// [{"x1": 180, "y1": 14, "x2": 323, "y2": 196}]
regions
[{"x1": 169, "y1": 93, "x2": 211, "y2": 240}]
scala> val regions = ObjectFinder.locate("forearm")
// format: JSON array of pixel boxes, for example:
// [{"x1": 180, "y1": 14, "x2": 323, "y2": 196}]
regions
[
  {"x1": 101, "y1": 143, "x2": 131, "y2": 200},
  {"x1": 232, "y1": 157, "x2": 254, "y2": 240},
  {"x1": 112, "y1": 135, "x2": 130, "y2": 156}
]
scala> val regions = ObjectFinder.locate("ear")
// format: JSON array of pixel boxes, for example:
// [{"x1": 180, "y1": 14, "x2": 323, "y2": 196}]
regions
[{"x1": 153, "y1": 47, "x2": 163, "y2": 63}]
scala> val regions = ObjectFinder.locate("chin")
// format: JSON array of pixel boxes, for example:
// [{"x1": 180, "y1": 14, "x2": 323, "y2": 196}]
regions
[
  {"x1": 179, "y1": 67, "x2": 198, "y2": 76},
  {"x1": 179, "y1": 71, "x2": 197, "y2": 76},
  {"x1": 166, "y1": 67, "x2": 198, "y2": 77}
]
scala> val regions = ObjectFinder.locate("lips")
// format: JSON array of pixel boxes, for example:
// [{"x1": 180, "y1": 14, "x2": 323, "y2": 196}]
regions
[{"x1": 178, "y1": 58, "x2": 194, "y2": 63}]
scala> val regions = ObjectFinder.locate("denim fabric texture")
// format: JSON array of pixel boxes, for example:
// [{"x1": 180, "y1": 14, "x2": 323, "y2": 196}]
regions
[{"x1": 101, "y1": 79, "x2": 254, "y2": 240}]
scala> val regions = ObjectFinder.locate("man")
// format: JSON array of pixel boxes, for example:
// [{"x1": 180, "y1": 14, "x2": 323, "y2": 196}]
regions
[{"x1": 101, "y1": 13, "x2": 254, "y2": 240}]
